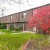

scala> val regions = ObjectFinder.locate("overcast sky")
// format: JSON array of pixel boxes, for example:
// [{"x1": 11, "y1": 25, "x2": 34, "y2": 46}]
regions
[{"x1": 0, "y1": 0, "x2": 50, "y2": 17}]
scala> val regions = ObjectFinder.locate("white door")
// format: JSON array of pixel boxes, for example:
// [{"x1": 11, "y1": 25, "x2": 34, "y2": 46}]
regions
[{"x1": 33, "y1": 27, "x2": 36, "y2": 32}]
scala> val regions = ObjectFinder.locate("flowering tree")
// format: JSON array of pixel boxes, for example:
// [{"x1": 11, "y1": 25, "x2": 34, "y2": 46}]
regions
[{"x1": 28, "y1": 5, "x2": 50, "y2": 34}]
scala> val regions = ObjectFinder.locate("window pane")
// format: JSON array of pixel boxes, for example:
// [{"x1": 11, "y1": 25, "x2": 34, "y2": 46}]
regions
[
  {"x1": 22, "y1": 12, "x2": 26, "y2": 18},
  {"x1": 10, "y1": 16, "x2": 12, "y2": 20}
]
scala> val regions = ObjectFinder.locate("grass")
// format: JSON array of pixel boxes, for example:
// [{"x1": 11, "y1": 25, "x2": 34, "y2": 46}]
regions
[
  {"x1": 0, "y1": 33, "x2": 44, "y2": 50},
  {"x1": 0, "y1": 29, "x2": 12, "y2": 34},
  {"x1": 0, "y1": 29, "x2": 50, "y2": 50},
  {"x1": 0, "y1": 29, "x2": 21, "y2": 34}
]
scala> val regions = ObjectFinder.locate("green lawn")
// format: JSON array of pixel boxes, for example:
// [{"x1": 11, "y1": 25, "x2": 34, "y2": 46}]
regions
[
  {"x1": 0, "y1": 29, "x2": 21, "y2": 34},
  {"x1": 0, "y1": 33, "x2": 44, "y2": 50},
  {"x1": 0, "y1": 29, "x2": 50, "y2": 50}
]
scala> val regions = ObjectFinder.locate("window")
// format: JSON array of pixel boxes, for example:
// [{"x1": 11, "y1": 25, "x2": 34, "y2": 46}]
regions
[
  {"x1": 6, "y1": 17, "x2": 7, "y2": 20},
  {"x1": 22, "y1": 12, "x2": 26, "y2": 18},
  {"x1": 10, "y1": 15, "x2": 12, "y2": 20},
  {"x1": 14, "y1": 24, "x2": 16, "y2": 27},
  {"x1": 33, "y1": 10, "x2": 37, "y2": 14},
  {"x1": 33, "y1": 27, "x2": 36, "y2": 32}
]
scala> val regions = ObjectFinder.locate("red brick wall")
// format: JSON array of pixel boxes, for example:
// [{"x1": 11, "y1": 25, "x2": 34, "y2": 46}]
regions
[
  {"x1": 0, "y1": 9, "x2": 33, "y2": 30},
  {"x1": 19, "y1": 10, "x2": 33, "y2": 22},
  {"x1": 0, "y1": 9, "x2": 33, "y2": 23}
]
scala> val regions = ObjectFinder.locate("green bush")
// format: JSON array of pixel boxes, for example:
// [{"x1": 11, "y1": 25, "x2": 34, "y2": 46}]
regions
[
  {"x1": 9, "y1": 25, "x2": 23, "y2": 32},
  {"x1": 0, "y1": 23, "x2": 6, "y2": 29},
  {"x1": 16, "y1": 28, "x2": 20, "y2": 31},
  {"x1": 9, "y1": 25, "x2": 14, "y2": 30},
  {"x1": 19, "y1": 26, "x2": 23, "y2": 31},
  {"x1": 16, "y1": 26, "x2": 23, "y2": 31}
]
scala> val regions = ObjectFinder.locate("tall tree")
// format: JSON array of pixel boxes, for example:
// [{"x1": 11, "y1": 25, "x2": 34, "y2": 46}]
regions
[{"x1": 28, "y1": 5, "x2": 50, "y2": 34}]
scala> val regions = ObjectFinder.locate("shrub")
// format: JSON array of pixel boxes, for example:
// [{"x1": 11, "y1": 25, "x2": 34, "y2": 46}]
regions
[
  {"x1": 0, "y1": 23, "x2": 6, "y2": 29},
  {"x1": 16, "y1": 26, "x2": 23, "y2": 31},
  {"x1": 19, "y1": 26, "x2": 23, "y2": 31},
  {"x1": 9, "y1": 25, "x2": 14, "y2": 30},
  {"x1": 16, "y1": 28, "x2": 20, "y2": 31}
]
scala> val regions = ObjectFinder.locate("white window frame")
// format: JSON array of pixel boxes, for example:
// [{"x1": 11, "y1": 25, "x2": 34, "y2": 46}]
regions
[
  {"x1": 22, "y1": 12, "x2": 26, "y2": 18},
  {"x1": 10, "y1": 16, "x2": 12, "y2": 20},
  {"x1": 14, "y1": 24, "x2": 16, "y2": 27}
]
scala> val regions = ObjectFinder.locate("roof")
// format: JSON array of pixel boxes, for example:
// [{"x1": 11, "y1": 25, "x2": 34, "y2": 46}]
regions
[{"x1": 0, "y1": 3, "x2": 50, "y2": 18}]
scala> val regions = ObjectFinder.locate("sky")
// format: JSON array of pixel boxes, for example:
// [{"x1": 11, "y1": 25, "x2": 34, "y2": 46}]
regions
[{"x1": 0, "y1": 0, "x2": 50, "y2": 17}]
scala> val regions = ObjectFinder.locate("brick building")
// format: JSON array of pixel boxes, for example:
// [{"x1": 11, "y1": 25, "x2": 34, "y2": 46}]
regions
[
  {"x1": 0, "y1": 9, "x2": 33, "y2": 31},
  {"x1": 0, "y1": 4, "x2": 49, "y2": 31}
]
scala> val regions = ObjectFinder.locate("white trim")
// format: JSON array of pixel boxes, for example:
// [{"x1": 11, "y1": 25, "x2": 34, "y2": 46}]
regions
[{"x1": 10, "y1": 16, "x2": 12, "y2": 20}]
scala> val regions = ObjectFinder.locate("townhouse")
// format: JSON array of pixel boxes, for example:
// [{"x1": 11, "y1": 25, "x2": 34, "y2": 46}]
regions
[
  {"x1": 0, "y1": 4, "x2": 50, "y2": 31},
  {"x1": 0, "y1": 9, "x2": 33, "y2": 31}
]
